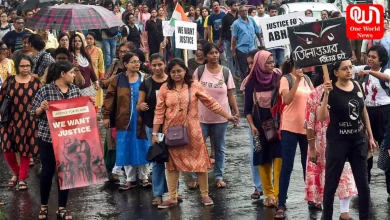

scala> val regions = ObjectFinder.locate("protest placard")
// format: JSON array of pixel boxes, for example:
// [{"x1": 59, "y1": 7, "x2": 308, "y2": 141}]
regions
[
  {"x1": 260, "y1": 12, "x2": 305, "y2": 48},
  {"x1": 287, "y1": 17, "x2": 352, "y2": 68},
  {"x1": 175, "y1": 20, "x2": 197, "y2": 50},
  {"x1": 163, "y1": 21, "x2": 175, "y2": 36},
  {"x1": 47, "y1": 97, "x2": 108, "y2": 190}
]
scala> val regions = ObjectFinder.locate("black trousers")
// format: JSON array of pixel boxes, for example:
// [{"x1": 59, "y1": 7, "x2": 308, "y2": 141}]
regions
[
  {"x1": 366, "y1": 104, "x2": 390, "y2": 183},
  {"x1": 322, "y1": 138, "x2": 370, "y2": 220},
  {"x1": 236, "y1": 49, "x2": 248, "y2": 80},
  {"x1": 38, "y1": 138, "x2": 69, "y2": 207}
]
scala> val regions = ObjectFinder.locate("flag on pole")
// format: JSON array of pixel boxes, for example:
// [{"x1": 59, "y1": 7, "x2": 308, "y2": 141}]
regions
[{"x1": 169, "y1": 3, "x2": 190, "y2": 27}]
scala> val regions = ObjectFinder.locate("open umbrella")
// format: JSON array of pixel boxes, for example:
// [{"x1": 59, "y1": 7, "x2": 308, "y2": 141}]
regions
[
  {"x1": 16, "y1": 0, "x2": 59, "y2": 11},
  {"x1": 25, "y1": 4, "x2": 125, "y2": 31}
]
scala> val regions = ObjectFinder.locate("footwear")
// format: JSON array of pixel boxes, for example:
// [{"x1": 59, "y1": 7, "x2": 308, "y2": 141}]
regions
[
  {"x1": 8, "y1": 175, "x2": 18, "y2": 187},
  {"x1": 216, "y1": 179, "x2": 227, "y2": 188},
  {"x1": 118, "y1": 181, "x2": 137, "y2": 191},
  {"x1": 250, "y1": 188, "x2": 263, "y2": 200},
  {"x1": 158, "y1": 200, "x2": 178, "y2": 209},
  {"x1": 187, "y1": 179, "x2": 199, "y2": 190},
  {"x1": 17, "y1": 180, "x2": 28, "y2": 191},
  {"x1": 308, "y1": 201, "x2": 322, "y2": 210},
  {"x1": 0, "y1": 202, "x2": 5, "y2": 206},
  {"x1": 38, "y1": 205, "x2": 48, "y2": 220},
  {"x1": 152, "y1": 196, "x2": 163, "y2": 206},
  {"x1": 141, "y1": 179, "x2": 152, "y2": 188},
  {"x1": 274, "y1": 207, "x2": 286, "y2": 219},
  {"x1": 339, "y1": 216, "x2": 354, "y2": 220},
  {"x1": 264, "y1": 197, "x2": 276, "y2": 208},
  {"x1": 56, "y1": 208, "x2": 72, "y2": 219},
  {"x1": 202, "y1": 196, "x2": 214, "y2": 206},
  {"x1": 177, "y1": 194, "x2": 183, "y2": 202},
  {"x1": 387, "y1": 195, "x2": 390, "y2": 202}
]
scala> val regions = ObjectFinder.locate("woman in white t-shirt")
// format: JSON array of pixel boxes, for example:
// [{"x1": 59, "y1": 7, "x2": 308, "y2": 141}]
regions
[
  {"x1": 354, "y1": 44, "x2": 390, "y2": 193},
  {"x1": 190, "y1": 42, "x2": 239, "y2": 189}
]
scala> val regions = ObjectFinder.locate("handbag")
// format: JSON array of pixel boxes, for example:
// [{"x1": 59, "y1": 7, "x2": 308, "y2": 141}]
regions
[
  {"x1": 165, "y1": 87, "x2": 190, "y2": 147},
  {"x1": 253, "y1": 93, "x2": 279, "y2": 142},
  {"x1": 146, "y1": 140, "x2": 169, "y2": 163},
  {"x1": 0, "y1": 76, "x2": 14, "y2": 124},
  {"x1": 378, "y1": 140, "x2": 390, "y2": 171}
]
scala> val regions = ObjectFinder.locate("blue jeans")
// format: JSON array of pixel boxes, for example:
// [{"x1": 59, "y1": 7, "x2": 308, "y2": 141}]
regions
[
  {"x1": 270, "y1": 48, "x2": 285, "y2": 68},
  {"x1": 192, "y1": 122, "x2": 228, "y2": 180},
  {"x1": 103, "y1": 38, "x2": 117, "y2": 69},
  {"x1": 278, "y1": 130, "x2": 308, "y2": 208},
  {"x1": 223, "y1": 40, "x2": 239, "y2": 78},
  {"x1": 248, "y1": 127, "x2": 263, "y2": 192},
  {"x1": 145, "y1": 126, "x2": 168, "y2": 197}
]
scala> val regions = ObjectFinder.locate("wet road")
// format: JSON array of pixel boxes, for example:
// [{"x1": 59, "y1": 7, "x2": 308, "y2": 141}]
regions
[{"x1": 1, "y1": 92, "x2": 390, "y2": 220}]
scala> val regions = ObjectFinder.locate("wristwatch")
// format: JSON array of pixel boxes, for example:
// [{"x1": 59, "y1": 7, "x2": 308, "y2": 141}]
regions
[{"x1": 152, "y1": 133, "x2": 158, "y2": 136}]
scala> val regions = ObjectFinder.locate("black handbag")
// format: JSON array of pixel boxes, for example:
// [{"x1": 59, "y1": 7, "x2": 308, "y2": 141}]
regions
[
  {"x1": 146, "y1": 140, "x2": 169, "y2": 163},
  {"x1": 378, "y1": 140, "x2": 390, "y2": 171},
  {"x1": 0, "y1": 76, "x2": 14, "y2": 124}
]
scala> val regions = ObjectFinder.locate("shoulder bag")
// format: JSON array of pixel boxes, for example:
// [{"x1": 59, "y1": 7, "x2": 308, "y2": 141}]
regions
[
  {"x1": 253, "y1": 93, "x2": 279, "y2": 143},
  {"x1": 0, "y1": 76, "x2": 14, "y2": 124},
  {"x1": 165, "y1": 87, "x2": 190, "y2": 147}
]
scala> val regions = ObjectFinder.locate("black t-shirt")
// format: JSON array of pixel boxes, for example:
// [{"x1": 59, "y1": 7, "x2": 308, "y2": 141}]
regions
[
  {"x1": 326, "y1": 81, "x2": 365, "y2": 140},
  {"x1": 221, "y1": 12, "x2": 237, "y2": 42},
  {"x1": 125, "y1": 25, "x2": 141, "y2": 48},
  {"x1": 2, "y1": 30, "x2": 31, "y2": 52},
  {"x1": 139, "y1": 77, "x2": 166, "y2": 128}
]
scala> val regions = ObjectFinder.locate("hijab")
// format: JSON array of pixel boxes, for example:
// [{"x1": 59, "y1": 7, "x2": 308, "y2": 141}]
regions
[{"x1": 246, "y1": 50, "x2": 281, "y2": 92}]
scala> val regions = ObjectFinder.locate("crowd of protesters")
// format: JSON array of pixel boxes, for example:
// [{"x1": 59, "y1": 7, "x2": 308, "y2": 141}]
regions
[{"x1": 0, "y1": 1, "x2": 389, "y2": 220}]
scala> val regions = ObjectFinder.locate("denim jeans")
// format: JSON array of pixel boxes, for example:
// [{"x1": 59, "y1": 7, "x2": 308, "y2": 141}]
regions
[
  {"x1": 192, "y1": 122, "x2": 229, "y2": 180},
  {"x1": 223, "y1": 40, "x2": 239, "y2": 77},
  {"x1": 103, "y1": 37, "x2": 117, "y2": 69},
  {"x1": 270, "y1": 48, "x2": 285, "y2": 68},
  {"x1": 214, "y1": 40, "x2": 227, "y2": 67},
  {"x1": 278, "y1": 130, "x2": 308, "y2": 209},
  {"x1": 145, "y1": 126, "x2": 168, "y2": 197},
  {"x1": 248, "y1": 127, "x2": 263, "y2": 192}
]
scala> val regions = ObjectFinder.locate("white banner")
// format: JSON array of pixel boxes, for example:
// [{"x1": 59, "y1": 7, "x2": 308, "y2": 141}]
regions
[
  {"x1": 260, "y1": 12, "x2": 305, "y2": 48},
  {"x1": 163, "y1": 21, "x2": 175, "y2": 37},
  {"x1": 175, "y1": 20, "x2": 197, "y2": 50}
]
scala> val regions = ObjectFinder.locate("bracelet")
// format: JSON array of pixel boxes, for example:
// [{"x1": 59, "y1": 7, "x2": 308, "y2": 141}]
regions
[
  {"x1": 152, "y1": 133, "x2": 158, "y2": 136},
  {"x1": 307, "y1": 137, "x2": 315, "y2": 141}
]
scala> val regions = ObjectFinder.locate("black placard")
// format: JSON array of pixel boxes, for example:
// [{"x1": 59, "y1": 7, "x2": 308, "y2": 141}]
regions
[{"x1": 287, "y1": 17, "x2": 352, "y2": 68}]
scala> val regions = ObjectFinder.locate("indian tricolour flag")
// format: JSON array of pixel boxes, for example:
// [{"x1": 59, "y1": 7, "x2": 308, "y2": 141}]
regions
[{"x1": 169, "y1": 3, "x2": 190, "y2": 27}]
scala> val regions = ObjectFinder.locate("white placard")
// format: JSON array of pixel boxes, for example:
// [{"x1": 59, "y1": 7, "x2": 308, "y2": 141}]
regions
[
  {"x1": 297, "y1": 16, "x2": 317, "y2": 24},
  {"x1": 174, "y1": 20, "x2": 197, "y2": 50},
  {"x1": 260, "y1": 12, "x2": 305, "y2": 48},
  {"x1": 163, "y1": 21, "x2": 175, "y2": 37}
]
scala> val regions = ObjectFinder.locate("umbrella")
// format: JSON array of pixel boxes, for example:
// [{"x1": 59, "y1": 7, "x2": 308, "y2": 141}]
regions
[
  {"x1": 25, "y1": 4, "x2": 125, "y2": 31},
  {"x1": 16, "y1": 0, "x2": 59, "y2": 11}
]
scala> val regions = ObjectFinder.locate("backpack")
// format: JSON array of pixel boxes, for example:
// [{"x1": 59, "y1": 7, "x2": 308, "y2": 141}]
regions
[
  {"x1": 197, "y1": 65, "x2": 230, "y2": 86},
  {"x1": 360, "y1": 65, "x2": 390, "y2": 96},
  {"x1": 105, "y1": 27, "x2": 119, "y2": 38},
  {"x1": 270, "y1": 74, "x2": 312, "y2": 139}
]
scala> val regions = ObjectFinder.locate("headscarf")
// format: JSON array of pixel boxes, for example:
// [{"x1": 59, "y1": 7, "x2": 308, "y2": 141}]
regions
[{"x1": 246, "y1": 50, "x2": 281, "y2": 92}]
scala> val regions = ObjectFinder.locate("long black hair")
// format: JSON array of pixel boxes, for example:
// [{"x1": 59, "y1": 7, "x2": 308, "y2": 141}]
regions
[
  {"x1": 46, "y1": 61, "x2": 74, "y2": 84},
  {"x1": 69, "y1": 33, "x2": 92, "y2": 65},
  {"x1": 166, "y1": 58, "x2": 193, "y2": 90}
]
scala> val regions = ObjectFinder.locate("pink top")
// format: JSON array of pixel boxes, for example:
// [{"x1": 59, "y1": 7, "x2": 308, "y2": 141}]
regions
[
  {"x1": 193, "y1": 66, "x2": 235, "y2": 124},
  {"x1": 139, "y1": 13, "x2": 151, "y2": 31}
]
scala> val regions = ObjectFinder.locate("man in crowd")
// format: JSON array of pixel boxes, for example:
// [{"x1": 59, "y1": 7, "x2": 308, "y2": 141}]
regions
[
  {"x1": 38, "y1": 29, "x2": 59, "y2": 50},
  {"x1": 205, "y1": 1, "x2": 227, "y2": 66},
  {"x1": 2, "y1": 17, "x2": 31, "y2": 53},
  {"x1": 231, "y1": 5, "x2": 261, "y2": 79},
  {"x1": 220, "y1": 0, "x2": 239, "y2": 79},
  {"x1": 267, "y1": 4, "x2": 285, "y2": 68},
  {"x1": 253, "y1": 3, "x2": 269, "y2": 48}
]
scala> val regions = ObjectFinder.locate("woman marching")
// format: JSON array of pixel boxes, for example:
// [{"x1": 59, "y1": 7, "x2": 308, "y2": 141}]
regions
[{"x1": 318, "y1": 60, "x2": 376, "y2": 220}]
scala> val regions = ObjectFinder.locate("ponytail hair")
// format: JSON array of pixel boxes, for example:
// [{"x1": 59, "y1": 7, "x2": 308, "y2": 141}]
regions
[
  {"x1": 282, "y1": 53, "x2": 295, "y2": 75},
  {"x1": 46, "y1": 61, "x2": 74, "y2": 84}
]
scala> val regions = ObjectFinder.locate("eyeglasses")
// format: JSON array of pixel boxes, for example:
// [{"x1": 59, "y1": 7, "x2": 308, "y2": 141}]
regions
[
  {"x1": 19, "y1": 65, "x2": 31, "y2": 69},
  {"x1": 118, "y1": 50, "x2": 130, "y2": 54},
  {"x1": 170, "y1": 69, "x2": 184, "y2": 75},
  {"x1": 128, "y1": 60, "x2": 141, "y2": 64},
  {"x1": 0, "y1": 48, "x2": 7, "y2": 51}
]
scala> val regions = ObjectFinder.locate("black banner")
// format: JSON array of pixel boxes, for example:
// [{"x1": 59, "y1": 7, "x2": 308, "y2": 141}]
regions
[{"x1": 287, "y1": 17, "x2": 352, "y2": 68}]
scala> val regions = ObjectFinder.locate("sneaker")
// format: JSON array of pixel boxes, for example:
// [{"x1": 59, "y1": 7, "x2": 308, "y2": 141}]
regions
[
  {"x1": 202, "y1": 196, "x2": 214, "y2": 206},
  {"x1": 158, "y1": 200, "x2": 178, "y2": 209}
]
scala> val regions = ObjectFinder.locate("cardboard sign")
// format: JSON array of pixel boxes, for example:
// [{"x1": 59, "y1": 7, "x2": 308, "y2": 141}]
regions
[
  {"x1": 287, "y1": 17, "x2": 352, "y2": 68},
  {"x1": 163, "y1": 21, "x2": 175, "y2": 36},
  {"x1": 260, "y1": 12, "x2": 305, "y2": 48},
  {"x1": 47, "y1": 97, "x2": 108, "y2": 190},
  {"x1": 175, "y1": 20, "x2": 197, "y2": 50}
]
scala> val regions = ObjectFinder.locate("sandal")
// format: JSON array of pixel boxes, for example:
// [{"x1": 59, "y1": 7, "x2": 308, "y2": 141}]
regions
[
  {"x1": 56, "y1": 208, "x2": 72, "y2": 220},
  {"x1": 274, "y1": 207, "x2": 286, "y2": 219},
  {"x1": 0, "y1": 202, "x2": 5, "y2": 206},
  {"x1": 8, "y1": 175, "x2": 18, "y2": 187},
  {"x1": 118, "y1": 181, "x2": 137, "y2": 191},
  {"x1": 152, "y1": 196, "x2": 163, "y2": 206},
  {"x1": 38, "y1": 205, "x2": 48, "y2": 220},
  {"x1": 216, "y1": 179, "x2": 226, "y2": 188},
  {"x1": 250, "y1": 188, "x2": 263, "y2": 200},
  {"x1": 202, "y1": 196, "x2": 214, "y2": 206},
  {"x1": 187, "y1": 179, "x2": 199, "y2": 190},
  {"x1": 18, "y1": 180, "x2": 28, "y2": 191},
  {"x1": 141, "y1": 179, "x2": 152, "y2": 188},
  {"x1": 264, "y1": 197, "x2": 276, "y2": 208},
  {"x1": 177, "y1": 194, "x2": 183, "y2": 202},
  {"x1": 158, "y1": 200, "x2": 178, "y2": 209},
  {"x1": 308, "y1": 201, "x2": 322, "y2": 210}
]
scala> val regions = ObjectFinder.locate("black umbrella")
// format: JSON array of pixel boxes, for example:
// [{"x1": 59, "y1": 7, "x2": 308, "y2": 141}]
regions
[{"x1": 17, "y1": 0, "x2": 59, "y2": 11}]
